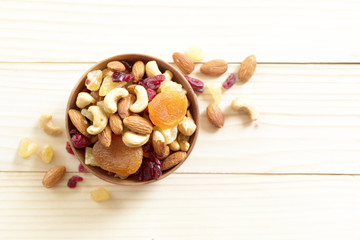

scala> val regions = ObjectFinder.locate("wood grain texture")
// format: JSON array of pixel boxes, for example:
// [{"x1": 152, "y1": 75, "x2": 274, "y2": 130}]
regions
[
  {"x1": 1, "y1": 172, "x2": 360, "y2": 240},
  {"x1": 0, "y1": 63, "x2": 359, "y2": 174},
  {"x1": 0, "y1": 0, "x2": 359, "y2": 63}
]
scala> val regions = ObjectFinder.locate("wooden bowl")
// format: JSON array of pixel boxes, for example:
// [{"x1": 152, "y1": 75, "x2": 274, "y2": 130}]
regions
[{"x1": 65, "y1": 54, "x2": 199, "y2": 185}]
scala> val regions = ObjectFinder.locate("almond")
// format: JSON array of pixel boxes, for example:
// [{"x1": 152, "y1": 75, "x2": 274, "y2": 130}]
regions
[
  {"x1": 131, "y1": 61, "x2": 145, "y2": 82},
  {"x1": 162, "y1": 151, "x2": 187, "y2": 171},
  {"x1": 109, "y1": 114, "x2": 123, "y2": 135},
  {"x1": 172, "y1": 52, "x2": 195, "y2": 75},
  {"x1": 153, "y1": 140, "x2": 170, "y2": 160},
  {"x1": 107, "y1": 61, "x2": 125, "y2": 72},
  {"x1": 68, "y1": 109, "x2": 90, "y2": 137},
  {"x1": 238, "y1": 55, "x2": 257, "y2": 83},
  {"x1": 42, "y1": 166, "x2": 66, "y2": 188},
  {"x1": 206, "y1": 103, "x2": 224, "y2": 128},
  {"x1": 117, "y1": 94, "x2": 136, "y2": 119},
  {"x1": 90, "y1": 91, "x2": 104, "y2": 102},
  {"x1": 126, "y1": 84, "x2": 137, "y2": 94},
  {"x1": 98, "y1": 124, "x2": 112, "y2": 147},
  {"x1": 123, "y1": 115, "x2": 153, "y2": 135},
  {"x1": 200, "y1": 59, "x2": 228, "y2": 76}
]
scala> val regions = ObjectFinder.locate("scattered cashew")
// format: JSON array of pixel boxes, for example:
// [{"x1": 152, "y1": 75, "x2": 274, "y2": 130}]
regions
[
  {"x1": 231, "y1": 97, "x2": 260, "y2": 121},
  {"x1": 169, "y1": 140, "x2": 180, "y2": 151},
  {"x1": 122, "y1": 131, "x2": 150, "y2": 148},
  {"x1": 177, "y1": 133, "x2": 190, "y2": 152},
  {"x1": 76, "y1": 92, "x2": 95, "y2": 108},
  {"x1": 81, "y1": 108, "x2": 94, "y2": 121},
  {"x1": 145, "y1": 60, "x2": 162, "y2": 77},
  {"x1": 178, "y1": 110, "x2": 196, "y2": 136},
  {"x1": 87, "y1": 106, "x2": 108, "y2": 135},
  {"x1": 39, "y1": 113, "x2": 62, "y2": 136},
  {"x1": 130, "y1": 85, "x2": 148, "y2": 113},
  {"x1": 104, "y1": 88, "x2": 129, "y2": 113},
  {"x1": 163, "y1": 70, "x2": 173, "y2": 81}
]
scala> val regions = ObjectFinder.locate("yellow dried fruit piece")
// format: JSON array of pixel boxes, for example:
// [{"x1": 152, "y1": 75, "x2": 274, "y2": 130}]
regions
[
  {"x1": 102, "y1": 68, "x2": 113, "y2": 78},
  {"x1": 85, "y1": 147, "x2": 98, "y2": 166},
  {"x1": 38, "y1": 144, "x2": 54, "y2": 163},
  {"x1": 85, "y1": 70, "x2": 103, "y2": 91},
  {"x1": 99, "y1": 76, "x2": 126, "y2": 97},
  {"x1": 90, "y1": 187, "x2": 111, "y2": 202},
  {"x1": 158, "y1": 80, "x2": 187, "y2": 95},
  {"x1": 18, "y1": 138, "x2": 38, "y2": 158},
  {"x1": 185, "y1": 46, "x2": 204, "y2": 62},
  {"x1": 207, "y1": 83, "x2": 222, "y2": 103}
]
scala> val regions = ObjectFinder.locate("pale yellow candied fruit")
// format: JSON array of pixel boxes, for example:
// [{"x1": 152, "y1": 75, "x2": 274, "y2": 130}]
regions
[
  {"x1": 38, "y1": 144, "x2": 54, "y2": 163},
  {"x1": 90, "y1": 187, "x2": 111, "y2": 202},
  {"x1": 207, "y1": 83, "x2": 222, "y2": 103},
  {"x1": 18, "y1": 138, "x2": 38, "y2": 158},
  {"x1": 85, "y1": 70, "x2": 103, "y2": 91},
  {"x1": 99, "y1": 76, "x2": 126, "y2": 96},
  {"x1": 85, "y1": 147, "x2": 98, "y2": 166},
  {"x1": 185, "y1": 46, "x2": 204, "y2": 62}
]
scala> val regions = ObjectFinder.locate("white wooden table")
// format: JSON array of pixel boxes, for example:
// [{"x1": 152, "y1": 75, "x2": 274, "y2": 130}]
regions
[{"x1": 1, "y1": 0, "x2": 360, "y2": 239}]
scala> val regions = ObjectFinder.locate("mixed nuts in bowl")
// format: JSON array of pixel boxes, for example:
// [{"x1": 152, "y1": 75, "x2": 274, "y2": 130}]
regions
[{"x1": 66, "y1": 54, "x2": 199, "y2": 185}]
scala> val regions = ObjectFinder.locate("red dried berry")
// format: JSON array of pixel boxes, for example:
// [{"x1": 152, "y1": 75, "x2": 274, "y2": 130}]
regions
[
  {"x1": 107, "y1": 171, "x2": 116, "y2": 177},
  {"x1": 78, "y1": 164, "x2": 87, "y2": 173},
  {"x1": 66, "y1": 141, "x2": 74, "y2": 155},
  {"x1": 138, "y1": 153, "x2": 162, "y2": 181},
  {"x1": 143, "y1": 75, "x2": 165, "y2": 91},
  {"x1": 69, "y1": 129, "x2": 80, "y2": 136},
  {"x1": 67, "y1": 175, "x2": 83, "y2": 188},
  {"x1": 147, "y1": 88, "x2": 156, "y2": 102},
  {"x1": 185, "y1": 76, "x2": 204, "y2": 93},
  {"x1": 112, "y1": 72, "x2": 134, "y2": 82},
  {"x1": 121, "y1": 60, "x2": 132, "y2": 71},
  {"x1": 222, "y1": 73, "x2": 236, "y2": 89},
  {"x1": 71, "y1": 134, "x2": 91, "y2": 149}
]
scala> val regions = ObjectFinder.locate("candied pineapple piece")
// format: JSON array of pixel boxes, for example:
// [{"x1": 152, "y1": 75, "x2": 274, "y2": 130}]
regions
[
  {"x1": 18, "y1": 138, "x2": 38, "y2": 158},
  {"x1": 90, "y1": 187, "x2": 111, "y2": 202},
  {"x1": 207, "y1": 83, "x2": 222, "y2": 103},
  {"x1": 85, "y1": 147, "x2": 98, "y2": 166},
  {"x1": 185, "y1": 46, "x2": 204, "y2": 62},
  {"x1": 99, "y1": 76, "x2": 126, "y2": 96},
  {"x1": 85, "y1": 70, "x2": 103, "y2": 91},
  {"x1": 38, "y1": 144, "x2": 54, "y2": 163}
]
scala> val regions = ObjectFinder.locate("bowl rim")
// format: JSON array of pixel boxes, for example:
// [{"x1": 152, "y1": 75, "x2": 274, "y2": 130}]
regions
[{"x1": 65, "y1": 53, "x2": 199, "y2": 186}]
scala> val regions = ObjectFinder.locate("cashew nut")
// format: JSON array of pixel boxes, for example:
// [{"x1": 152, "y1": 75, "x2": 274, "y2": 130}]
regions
[
  {"x1": 163, "y1": 70, "x2": 173, "y2": 81},
  {"x1": 87, "y1": 106, "x2": 108, "y2": 135},
  {"x1": 76, "y1": 92, "x2": 95, "y2": 108},
  {"x1": 169, "y1": 140, "x2": 180, "y2": 151},
  {"x1": 130, "y1": 85, "x2": 148, "y2": 113},
  {"x1": 177, "y1": 133, "x2": 190, "y2": 152},
  {"x1": 122, "y1": 131, "x2": 150, "y2": 148},
  {"x1": 154, "y1": 125, "x2": 178, "y2": 144},
  {"x1": 104, "y1": 88, "x2": 129, "y2": 114},
  {"x1": 231, "y1": 97, "x2": 259, "y2": 121},
  {"x1": 145, "y1": 60, "x2": 162, "y2": 77},
  {"x1": 81, "y1": 108, "x2": 94, "y2": 121},
  {"x1": 178, "y1": 110, "x2": 196, "y2": 136},
  {"x1": 39, "y1": 113, "x2": 62, "y2": 136},
  {"x1": 96, "y1": 101, "x2": 110, "y2": 118}
]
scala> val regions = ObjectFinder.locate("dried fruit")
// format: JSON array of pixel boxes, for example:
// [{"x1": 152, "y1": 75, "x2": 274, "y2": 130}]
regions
[
  {"x1": 238, "y1": 55, "x2": 257, "y2": 83},
  {"x1": 162, "y1": 152, "x2": 187, "y2": 171},
  {"x1": 99, "y1": 76, "x2": 126, "y2": 96},
  {"x1": 222, "y1": 73, "x2": 236, "y2": 89},
  {"x1": 93, "y1": 135, "x2": 143, "y2": 176},
  {"x1": 121, "y1": 60, "x2": 132, "y2": 71},
  {"x1": 138, "y1": 153, "x2": 162, "y2": 181},
  {"x1": 206, "y1": 83, "x2": 222, "y2": 103},
  {"x1": 71, "y1": 133, "x2": 92, "y2": 149},
  {"x1": 18, "y1": 138, "x2": 37, "y2": 158},
  {"x1": 185, "y1": 76, "x2": 204, "y2": 93},
  {"x1": 38, "y1": 144, "x2": 54, "y2": 163},
  {"x1": 206, "y1": 103, "x2": 224, "y2": 128},
  {"x1": 42, "y1": 166, "x2": 66, "y2": 188},
  {"x1": 112, "y1": 72, "x2": 134, "y2": 82},
  {"x1": 142, "y1": 74, "x2": 165, "y2": 91},
  {"x1": 78, "y1": 164, "x2": 87, "y2": 173},
  {"x1": 85, "y1": 147, "x2": 98, "y2": 166},
  {"x1": 200, "y1": 59, "x2": 228, "y2": 76},
  {"x1": 147, "y1": 88, "x2": 156, "y2": 102},
  {"x1": 158, "y1": 80, "x2": 186, "y2": 95},
  {"x1": 172, "y1": 52, "x2": 195, "y2": 75},
  {"x1": 148, "y1": 90, "x2": 188, "y2": 129},
  {"x1": 85, "y1": 70, "x2": 103, "y2": 91},
  {"x1": 67, "y1": 175, "x2": 83, "y2": 188},
  {"x1": 107, "y1": 61, "x2": 125, "y2": 72},
  {"x1": 90, "y1": 187, "x2": 111, "y2": 202},
  {"x1": 102, "y1": 68, "x2": 113, "y2": 78},
  {"x1": 185, "y1": 46, "x2": 204, "y2": 62},
  {"x1": 66, "y1": 141, "x2": 74, "y2": 155}
]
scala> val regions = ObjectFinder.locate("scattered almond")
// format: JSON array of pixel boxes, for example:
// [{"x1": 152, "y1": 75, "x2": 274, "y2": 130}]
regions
[
  {"x1": 162, "y1": 151, "x2": 187, "y2": 171},
  {"x1": 206, "y1": 103, "x2": 224, "y2": 128},
  {"x1": 98, "y1": 124, "x2": 112, "y2": 147},
  {"x1": 200, "y1": 59, "x2": 228, "y2": 76},
  {"x1": 131, "y1": 61, "x2": 145, "y2": 82},
  {"x1": 123, "y1": 115, "x2": 153, "y2": 135},
  {"x1": 172, "y1": 52, "x2": 195, "y2": 75},
  {"x1": 107, "y1": 61, "x2": 125, "y2": 72},
  {"x1": 117, "y1": 94, "x2": 136, "y2": 119},
  {"x1": 109, "y1": 114, "x2": 123, "y2": 135},
  {"x1": 68, "y1": 109, "x2": 90, "y2": 137},
  {"x1": 238, "y1": 55, "x2": 257, "y2": 83},
  {"x1": 42, "y1": 166, "x2": 66, "y2": 188}
]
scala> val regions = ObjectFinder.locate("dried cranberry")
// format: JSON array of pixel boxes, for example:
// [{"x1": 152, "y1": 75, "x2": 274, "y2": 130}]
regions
[
  {"x1": 147, "y1": 88, "x2": 156, "y2": 102},
  {"x1": 69, "y1": 129, "x2": 80, "y2": 136},
  {"x1": 142, "y1": 140, "x2": 153, "y2": 154},
  {"x1": 85, "y1": 79, "x2": 90, "y2": 85},
  {"x1": 143, "y1": 75, "x2": 165, "y2": 91},
  {"x1": 78, "y1": 164, "x2": 87, "y2": 173},
  {"x1": 112, "y1": 72, "x2": 134, "y2": 82},
  {"x1": 66, "y1": 141, "x2": 74, "y2": 155},
  {"x1": 71, "y1": 133, "x2": 91, "y2": 149},
  {"x1": 121, "y1": 60, "x2": 132, "y2": 71},
  {"x1": 222, "y1": 73, "x2": 236, "y2": 89},
  {"x1": 138, "y1": 153, "x2": 162, "y2": 181},
  {"x1": 107, "y1": 171, "x2": 116, "y2": 177},
  {"x1": 67, "y1": 175, "x2": 83, "y2": 188},
  {"x1": 185, "y1": 76, "x2": 204, "y2": 93}
]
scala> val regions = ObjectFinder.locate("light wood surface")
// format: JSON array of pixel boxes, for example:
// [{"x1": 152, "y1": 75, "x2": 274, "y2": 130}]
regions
[{"x1": 1, "y1": 0, "x2": 360, "y2": 239}]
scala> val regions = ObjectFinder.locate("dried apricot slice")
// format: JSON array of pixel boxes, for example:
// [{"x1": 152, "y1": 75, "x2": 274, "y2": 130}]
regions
[
  {"x1": 148, "y1": 90, "x2": 188, "y2": 129},
  {"x1": 93, "y1": 135, "x2": 142, "y2": 176}
]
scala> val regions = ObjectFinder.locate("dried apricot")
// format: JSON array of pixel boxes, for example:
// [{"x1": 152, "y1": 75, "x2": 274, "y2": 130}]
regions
[
  {"x1": 148, "y1": 90, "x2": 188, "y2": 129},
  {"x1": 93, "y1": 135, "x2": 143, "y2": 176}
]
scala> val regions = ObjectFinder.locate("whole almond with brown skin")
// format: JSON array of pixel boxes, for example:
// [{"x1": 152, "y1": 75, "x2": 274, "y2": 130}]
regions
[
  {"x1": 238, "y1": 55, "x2": 256, "y2": 83},
  {"x1": 153, "y1": 140, "x2": 170, "y2": 160},
  {"x1": 109, "y1": 114, "x2": 123, "y2": 135},
  {"x1": 68, "y1": 109, "x2": 90, "y2": 137},
  {"x1": 118, "y1": 94, "x2": 136, "y2": 119},
  {"x1": 126, "y1": 84, "x2": 137, "y2": 94},
  {"x1": 123, "y1": 115, "x2": 153, "y2": 135},
  {"x1": 107, "y1": 61, "x2": 125, "y2": 72},
  {"x1": 42, "y1": 166, "x2": 66, "y2": 188},
  {"x1": 206, "y1": 103, "x2": 224, "y2": 128},
  {"x1": 131, "y1": 61, "x2": 145, "y2": 83},
  {"x1": 90, "y1": 91, "x2": 104, "y2": 102},
  {"x1": 98, "y1": 124, "x2": 112, "y2": 147},
  {"x1": 172, "y1": 52, "x2": 195, "y2": 75},
  {"x1": 200, "y1": 59, "x2": 228, "y2": 76},
  {"x1": 162, "y1": 151, "x2": 187, "y2": 171}
]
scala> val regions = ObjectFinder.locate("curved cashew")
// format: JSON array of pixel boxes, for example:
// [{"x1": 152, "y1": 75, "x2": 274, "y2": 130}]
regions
[
  {"x1": 231, "y1": 97, "x2": 259, "y2": 121},
  {"x1": 130, "y1": 85, "x2": 148, "y2": 113},
  {"x1": 76, "y1": 92, "x2": 95, "y2": 108},
  {"x1": 87, "y1": 106, "x2": 108, "y2": 135},
  {"x1": 178, "y1": 110, "x2": 196, "y2": 136},
  {"x1": 177, "y1": 133, "x2": 190, "y2": 152},
  {"x1": 81, "y1": 108, "x2": 94, "y2": 121},
  {"x1": 39, "y1": 113, "x2": 62, "y2": 136},
  {"x1": 122, "y1": 131, "x2": 150, "y2": 148},
  {"x1": 169, "y1": 139, "x2": 180, "y2": 151},
  {"x1": 145, "y1": 60, "x2": 162, "y2": 77},
  {"x1": 104, "y1": 88, "x2": 129, "y2": 114},
  {"x1": 154, "y1": 125, "x2": 178, "y2": 144}
]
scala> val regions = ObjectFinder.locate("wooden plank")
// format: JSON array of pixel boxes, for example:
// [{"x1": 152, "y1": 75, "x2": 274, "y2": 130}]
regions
[
  {"x1": 0, "y1": 0, "x2": 360, "y2": 63},
  {"x1": 0, "y1": 63, "x2": 359, "y2": 174},
  {"x1": 0, "y1": 172, "x2": 360, "y2": 239}
]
